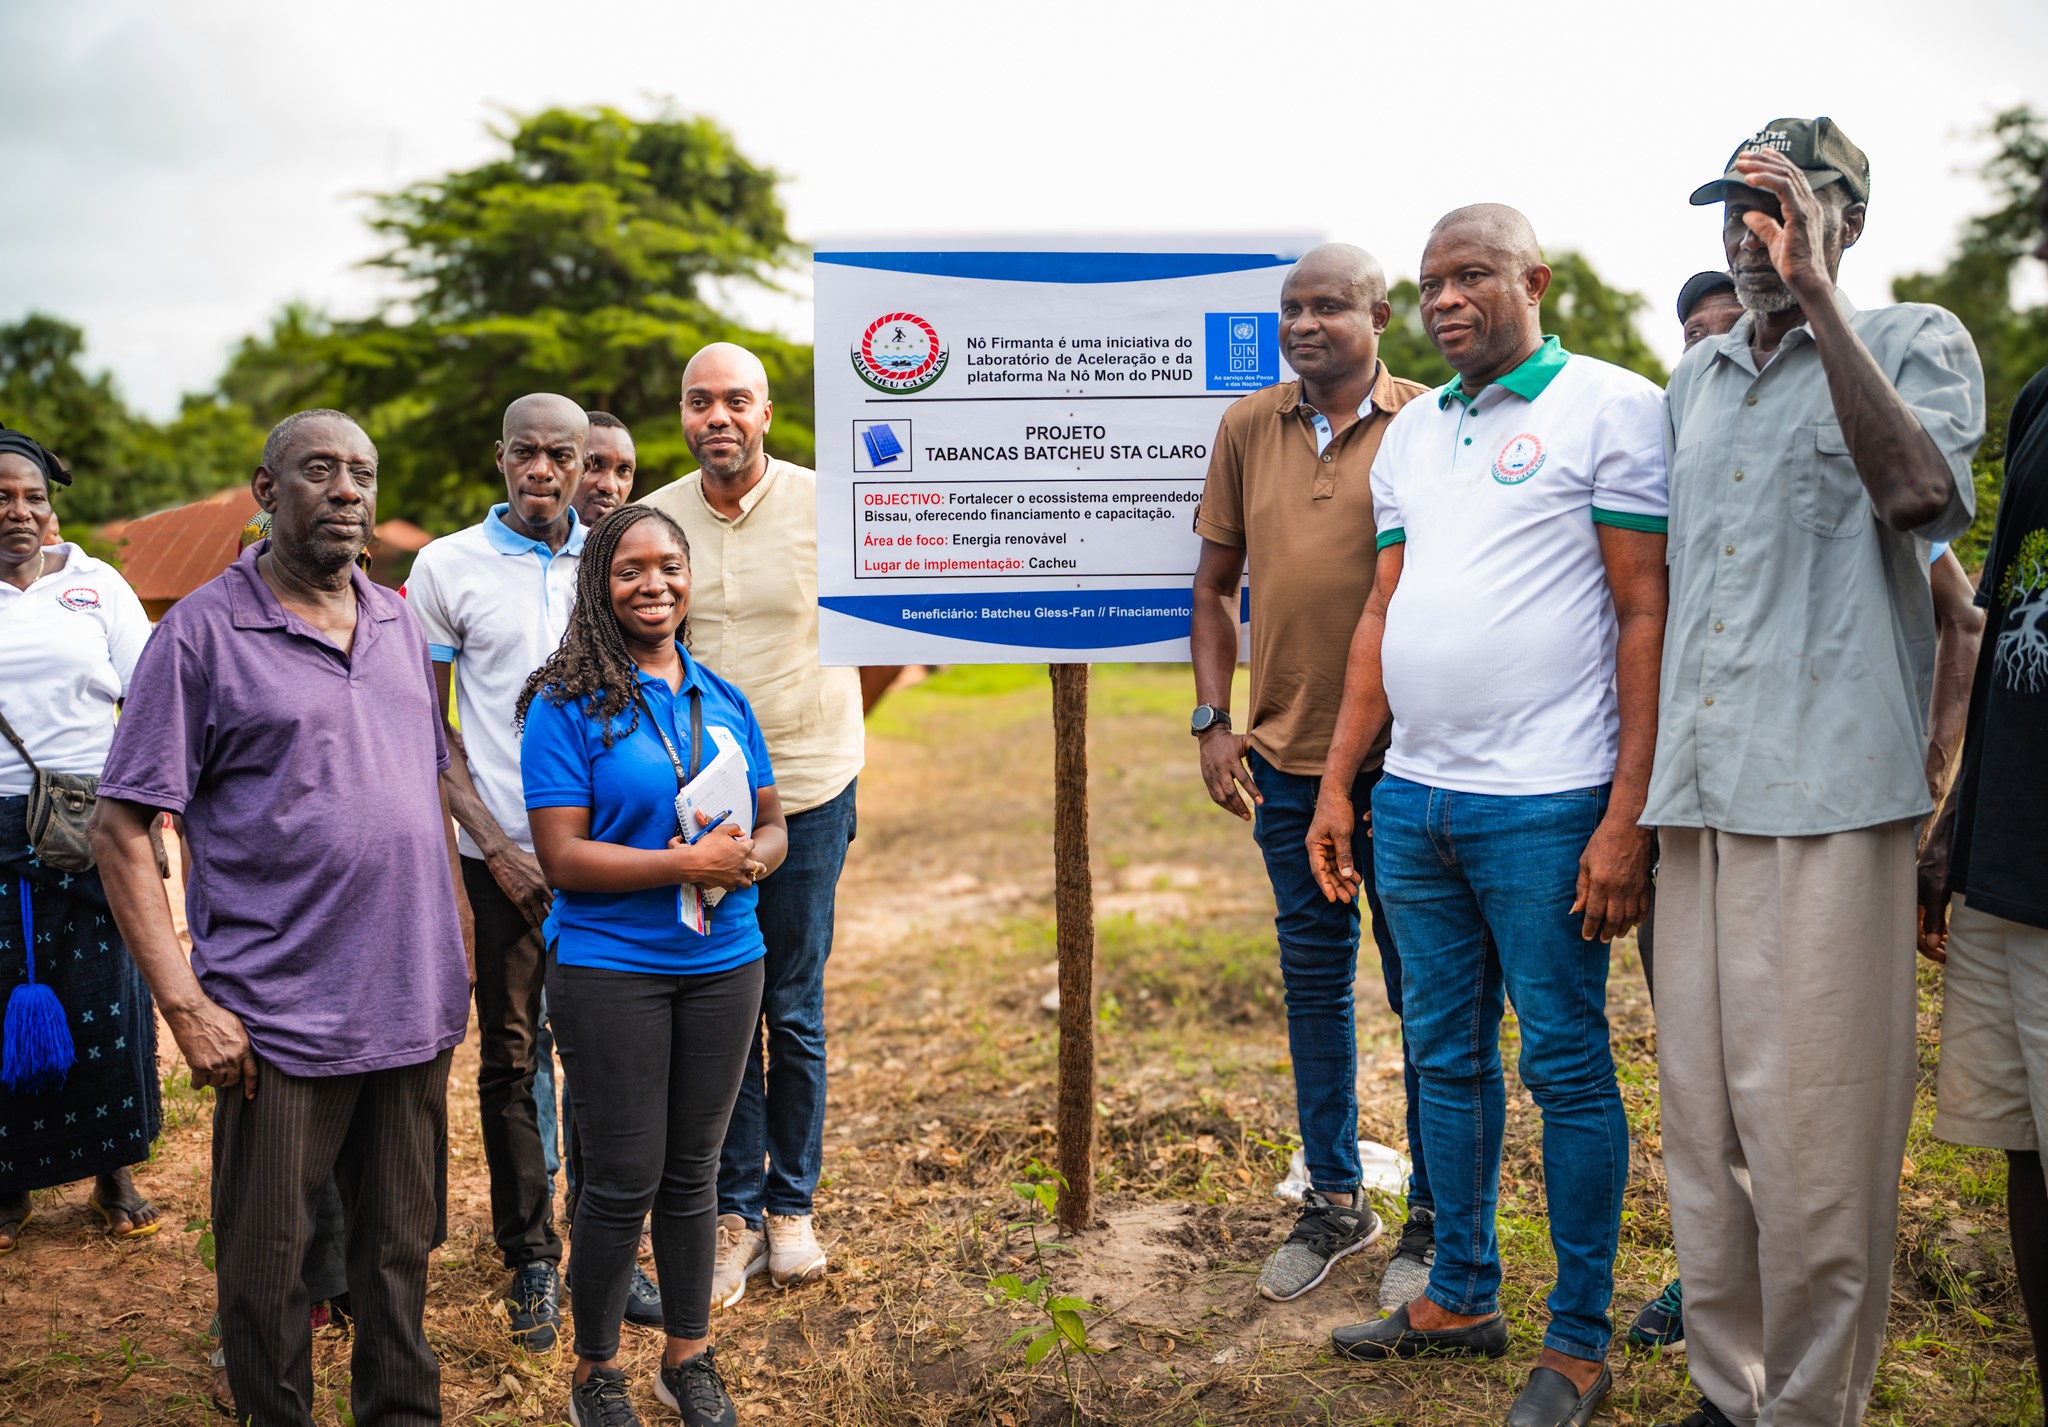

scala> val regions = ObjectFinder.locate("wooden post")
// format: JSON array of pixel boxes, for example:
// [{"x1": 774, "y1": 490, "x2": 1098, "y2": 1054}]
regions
[{"x1": 1050, "y1": 662, "x2": 1096, "y2": 1234}]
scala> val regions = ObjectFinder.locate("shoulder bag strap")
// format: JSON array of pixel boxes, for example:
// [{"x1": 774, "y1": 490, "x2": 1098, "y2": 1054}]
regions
[{"x1": 0, "y1": 706, "x2": 40, "y2": 775}]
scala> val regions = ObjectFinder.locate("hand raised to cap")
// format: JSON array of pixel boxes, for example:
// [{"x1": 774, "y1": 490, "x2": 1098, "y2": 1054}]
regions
[{"x1": 1731, "y1": 149, "x2": 1833, "y2": 301}]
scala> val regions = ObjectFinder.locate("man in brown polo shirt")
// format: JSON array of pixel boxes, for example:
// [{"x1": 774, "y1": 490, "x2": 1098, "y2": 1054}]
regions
[{"x1": 1190, "y1": 243, "x2": 1431, "y2": 1307}]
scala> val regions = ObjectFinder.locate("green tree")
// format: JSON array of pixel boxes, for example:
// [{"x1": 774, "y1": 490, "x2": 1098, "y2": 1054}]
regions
[
  {"x1": 1541, "y1": 252, "x2": 1668, "y2": 384},
  {"x1": 230, "y1": 105, "x2": 814, "y2": 531},
  {"x1": 1892, "y1": 105, "x2": 2048, "y2": 568},
  {"x1": 1379, "y1": 251, "x2": 1667, "y2": 390},
  {"x1": 0, "y1": 314, "x2": 260, "y2": 531},
  {"x1": 0, "y1": 313, "x2": 135, "y2": 508}
]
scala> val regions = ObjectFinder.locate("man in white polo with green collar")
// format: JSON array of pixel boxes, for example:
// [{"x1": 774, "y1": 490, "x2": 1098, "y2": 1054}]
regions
[{"x1": 1310, "y1": 204, "x2": 1668, "y2": 1427}]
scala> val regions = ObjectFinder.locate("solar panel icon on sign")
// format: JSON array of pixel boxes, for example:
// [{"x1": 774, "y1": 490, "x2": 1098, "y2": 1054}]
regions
[
  {"x1": 852, "y1": 419, "x2": 913, "y2": 473},
  {"x1": 863, "y1": 424, "x2": 904, "y2": 466}
]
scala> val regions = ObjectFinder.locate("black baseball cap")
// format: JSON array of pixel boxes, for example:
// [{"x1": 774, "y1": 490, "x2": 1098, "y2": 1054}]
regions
[
  {"x1": 1689, "y1": 117, "x2": 1870, "y2": 206},
  {"x1": 1677, "y1": 271, "x2": 1736, "y2": 323}
]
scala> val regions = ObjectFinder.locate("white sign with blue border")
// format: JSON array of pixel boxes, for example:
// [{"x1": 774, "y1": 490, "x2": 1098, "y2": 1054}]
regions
[{"x1": 815, "y1": 236, "x2": 1308, "y2": 664}]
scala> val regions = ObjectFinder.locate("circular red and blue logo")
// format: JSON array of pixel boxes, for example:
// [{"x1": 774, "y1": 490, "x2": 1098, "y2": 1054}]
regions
[
  {"x1": 58, "y1": 587, "x2": 101, "y2": 611},
  {"x1": 851, "y1": 312, "x2": 949, "y2": 394},
  {"x1": 1493, "y1": 433, "x2": 1546, "y2": 485}
]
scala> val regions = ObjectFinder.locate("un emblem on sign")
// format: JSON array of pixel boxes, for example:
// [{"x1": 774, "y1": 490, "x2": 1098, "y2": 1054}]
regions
[{"x1": 1204, "y1": 312, "x2": 1277, "y2": 391}]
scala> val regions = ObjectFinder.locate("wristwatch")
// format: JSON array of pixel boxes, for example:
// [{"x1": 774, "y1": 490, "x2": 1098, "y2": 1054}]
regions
[{"x1": 1190, "y1": 705, "x2": 1232, "y2": 736}]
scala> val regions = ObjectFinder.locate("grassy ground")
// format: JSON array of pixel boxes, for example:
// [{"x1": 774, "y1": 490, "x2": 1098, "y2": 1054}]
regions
[{"x1": 0, "y1": 663, "x2": 2035, "y2": 1424}]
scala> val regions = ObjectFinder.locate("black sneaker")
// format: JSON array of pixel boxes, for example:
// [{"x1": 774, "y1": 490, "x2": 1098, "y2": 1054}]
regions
[
  {"x1": 655, "y1": 1346, "x2": 738, "y2": 1427},
  {"x1": 569, "y1": 1365, "x2": 642, "y2": 1427},
  {"x1": 508, "y1": 1261, "x2": 562, "y2": 1352},
  {"x1": 1257, "y1": 1189, "x2": 1382, "y2": 1302},
  {"x1": 624, "y1": 1263, "x2": 665, "y2": 1328},
  {"x1": 1627, "y1": 1277, "x2": 1684, "y2": 1350}
]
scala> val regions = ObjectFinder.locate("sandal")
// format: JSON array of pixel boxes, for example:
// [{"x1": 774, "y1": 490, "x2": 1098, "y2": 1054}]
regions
[
  {"x1": 89, "y1": 1174, "x2": 162, "y2": 1241},
  {"x1": 0, "y1": 1196, "x2": 32, "y2": 1255},
  {"x1": 209, "y1": 1343, "x2": 236, "y2": 1417}
]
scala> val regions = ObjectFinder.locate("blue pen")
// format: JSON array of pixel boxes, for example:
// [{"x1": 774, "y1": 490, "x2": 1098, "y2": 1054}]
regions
[{"x1": 683, "y1": 809, "x2": 734, "y2": 846}]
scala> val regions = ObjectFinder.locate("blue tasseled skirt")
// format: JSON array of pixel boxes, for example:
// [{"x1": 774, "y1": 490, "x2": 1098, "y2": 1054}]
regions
[{"x1": 0, "y1": 796, "x2": 162, "y2": 1194}]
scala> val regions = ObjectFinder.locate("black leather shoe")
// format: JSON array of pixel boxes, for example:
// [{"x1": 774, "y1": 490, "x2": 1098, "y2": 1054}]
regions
[
  {"x1": 1330, "y1": 1302, "x2": 1510, "y2": 1361},
  {"x1": 1505, "y1": 1364, "x2": 1611, "y2": 1427}
]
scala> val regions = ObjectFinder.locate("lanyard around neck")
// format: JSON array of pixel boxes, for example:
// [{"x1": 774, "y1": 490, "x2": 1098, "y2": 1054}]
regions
[{"x1": 635, "y1": 683, "x2": 704, "y2": 833}]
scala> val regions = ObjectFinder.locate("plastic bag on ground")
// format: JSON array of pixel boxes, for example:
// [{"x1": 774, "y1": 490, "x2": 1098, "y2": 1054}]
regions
[{"x1": 1273, "y1": 1140, "x2": 1411, "y2": 1202}]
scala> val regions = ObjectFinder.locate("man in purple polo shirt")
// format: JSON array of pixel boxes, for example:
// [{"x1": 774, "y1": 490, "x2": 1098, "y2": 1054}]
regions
[{"x1": 91, "y1": 409, "x2": 468, "y2": 1427}]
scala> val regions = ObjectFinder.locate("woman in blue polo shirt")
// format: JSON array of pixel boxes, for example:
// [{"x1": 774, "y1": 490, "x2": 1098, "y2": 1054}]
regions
[{"x1": 519, "y1": 505, "x2": 784, "y2": 1427}]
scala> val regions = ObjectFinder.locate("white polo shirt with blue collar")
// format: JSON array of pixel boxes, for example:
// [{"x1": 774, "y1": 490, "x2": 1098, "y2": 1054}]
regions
[
  {"x1": 1371, "y1": 337, "x2": 1668, "y2": 795},
  {"x1": 403, "y1": 503, "x2": 586, "y2": 856}
]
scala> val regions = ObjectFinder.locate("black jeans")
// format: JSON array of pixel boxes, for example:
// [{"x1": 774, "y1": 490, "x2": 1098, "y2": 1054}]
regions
[
  {"x1": 551, "y1": 958, "x2": 764, "y2": 1358},
  {"x1": 462, "y1": 856, "x2": 562, "y2": 1270}
]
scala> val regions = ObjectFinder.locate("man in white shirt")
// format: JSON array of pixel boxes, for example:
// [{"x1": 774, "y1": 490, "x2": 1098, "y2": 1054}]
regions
[
  {"x1": 1307, "y1": 206, "x2": 1668, "y2": 1427},
  {"x1": 403, "y1": 392, "x2": 588, "y2": 1351},
  {"x1": 640, "y1": 344, "x2": 866, "y2": 1308}
]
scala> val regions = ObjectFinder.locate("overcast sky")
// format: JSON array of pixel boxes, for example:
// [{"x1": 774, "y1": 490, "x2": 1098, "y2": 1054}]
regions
[{"x1": 4, "y1": 0, "x2": 2045, "y2": 418}]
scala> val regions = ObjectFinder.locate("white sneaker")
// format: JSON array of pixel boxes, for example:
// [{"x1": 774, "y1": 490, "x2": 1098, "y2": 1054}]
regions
[
  {"x1": 710, "y1": 1213, "x2": 766, "y2": 1309},
  {"x1": 765, "y1": 1213, "x2": 828, "y2": 1287}
]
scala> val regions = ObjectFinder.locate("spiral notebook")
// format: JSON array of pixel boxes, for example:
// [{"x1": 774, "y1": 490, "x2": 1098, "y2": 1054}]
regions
[{"x1": 675, "y1": 725, "x2": 753, "y2": 934}]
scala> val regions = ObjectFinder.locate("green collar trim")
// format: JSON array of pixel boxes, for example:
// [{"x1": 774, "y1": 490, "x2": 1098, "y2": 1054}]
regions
[{"x1": 1439, "y1": 335, "x2": 1571, "y2": 408}]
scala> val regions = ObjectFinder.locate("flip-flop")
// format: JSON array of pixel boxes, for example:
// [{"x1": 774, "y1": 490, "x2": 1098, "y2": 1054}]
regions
[
  {"x1": 208, "y1": 1352, "x2": 236, "y2": 1419},
  {"x1": 88, "y1": 1189, "x2": 162, "y2": 1241},
  {"x1": 0, "y1": 1200, "x2": 31, "y2": 1255}
]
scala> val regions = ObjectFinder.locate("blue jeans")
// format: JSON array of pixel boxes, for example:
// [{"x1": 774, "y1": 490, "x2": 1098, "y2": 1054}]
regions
[
  {"x1": 535, "y1": 995, "x2": 563, "y2": 1186},
  {"x1": 717, "y1": 779, "x2": 857, "y2": 1228},
  {"x1": 1370, "y1": 774, "x2": 1627, "y2": 1361},
  {"x1": 1250, "y1": 754, "x2": 1431, "y2": 1212}
]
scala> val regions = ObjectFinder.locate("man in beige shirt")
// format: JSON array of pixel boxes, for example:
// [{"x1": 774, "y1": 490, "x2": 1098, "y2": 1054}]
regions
[{"x1": 639, "y1": 343, "x2": 864, "y2": 1309}]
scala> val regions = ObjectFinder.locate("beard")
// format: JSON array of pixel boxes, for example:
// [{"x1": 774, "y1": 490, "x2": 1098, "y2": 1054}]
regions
[
  {"x1": 1735, "y1": 272, "x2": 1800, "y2": 314},
  {"x1": 693, "y1": 437, "x2": 758, "y2": 480},
  {"x1": 1735, "y1": 202, "x2": 1848, "y2": 316}
]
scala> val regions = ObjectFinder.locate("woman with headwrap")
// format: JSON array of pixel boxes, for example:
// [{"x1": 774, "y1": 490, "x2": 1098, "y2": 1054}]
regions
[{"x1": 0, "y1": 424, "x2": 163, "y2": 1249}]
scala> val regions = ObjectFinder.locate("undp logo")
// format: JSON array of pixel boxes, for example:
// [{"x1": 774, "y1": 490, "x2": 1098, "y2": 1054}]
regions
[{"x1": 1204, "y1": 312, "x2": 1277, "y2": 392}]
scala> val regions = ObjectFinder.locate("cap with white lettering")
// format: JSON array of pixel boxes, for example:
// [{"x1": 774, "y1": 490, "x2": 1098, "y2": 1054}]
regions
[{"x1": 1689, "y1": 116, "x2": 1870, "y2": 207}]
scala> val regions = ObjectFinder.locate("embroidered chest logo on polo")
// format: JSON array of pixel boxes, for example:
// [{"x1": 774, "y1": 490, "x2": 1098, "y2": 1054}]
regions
[
  {"x1": 57, "y1": 587, "x2": 101, "y2": 611},
  {"x1": 1493, "y1": 434, "x2": 1546, "y2": 485}
]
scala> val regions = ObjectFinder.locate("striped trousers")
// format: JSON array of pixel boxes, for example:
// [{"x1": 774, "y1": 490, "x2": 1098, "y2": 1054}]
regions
[{"x1": 213, "y1": 1050, "x2": 451, "y2": 1427}]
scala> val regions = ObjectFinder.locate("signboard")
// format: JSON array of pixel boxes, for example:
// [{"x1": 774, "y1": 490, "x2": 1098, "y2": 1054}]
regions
[{"x1": 814, "y1": 237, "x2": 1308, "y2": 664}]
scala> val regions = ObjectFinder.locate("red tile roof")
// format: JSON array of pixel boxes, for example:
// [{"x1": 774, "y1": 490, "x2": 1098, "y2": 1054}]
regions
[
  {"x1": 104, "y1": 493, "x2": 439, "y2": 606},
  {"x1": 109, "y1": 487, "x2": 258, "y2": 604},
  {"x1": 372, "y1": 518, "x2": 433, "y2": 554}
]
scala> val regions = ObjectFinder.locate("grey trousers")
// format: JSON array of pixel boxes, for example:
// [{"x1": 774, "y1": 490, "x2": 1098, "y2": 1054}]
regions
[
  {"x1": 1654, "y1": 823, "x2": 1917, "y2": 1427},
  {"x1": 213, "y1": 1050, "x2": 452, "y2": 1427}
]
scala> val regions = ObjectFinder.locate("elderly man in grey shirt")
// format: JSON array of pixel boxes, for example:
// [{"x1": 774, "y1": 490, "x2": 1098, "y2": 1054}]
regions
[{"x1": 1646, "y1": 119, "x2": 1984, "y2": 1427}]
